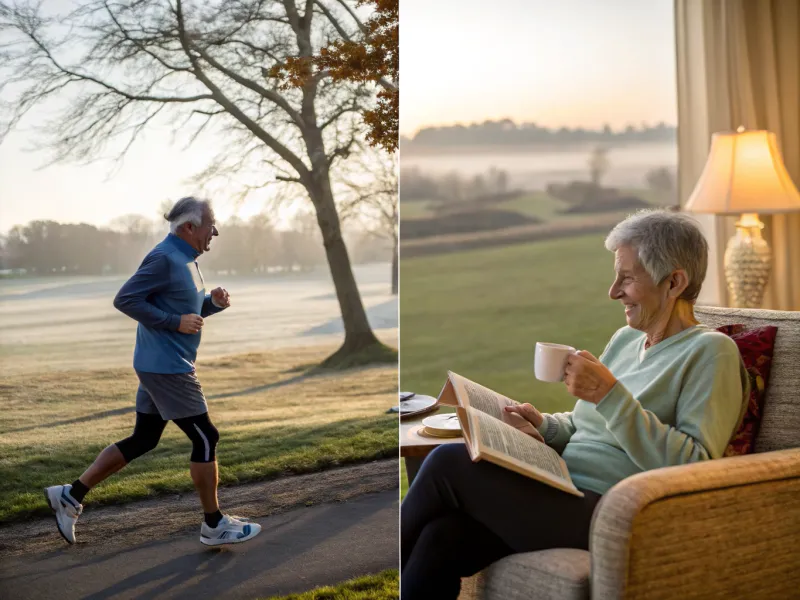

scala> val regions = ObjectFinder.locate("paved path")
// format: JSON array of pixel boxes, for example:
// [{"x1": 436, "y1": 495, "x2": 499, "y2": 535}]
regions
[
  {"x1": 0, "y1": 463, "x2": 399, "y2": 600},
  {"x1": 0, "y1": 491, "x2": 397, "y2": 600}
]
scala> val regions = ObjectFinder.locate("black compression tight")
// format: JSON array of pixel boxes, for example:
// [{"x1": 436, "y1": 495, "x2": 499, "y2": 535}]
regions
[{"x1": 115, "y1": 412, "x2": 219, "y2": 463}]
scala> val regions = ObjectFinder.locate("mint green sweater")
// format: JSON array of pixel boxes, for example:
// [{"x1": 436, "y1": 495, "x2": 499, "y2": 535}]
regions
[{"x1": 537, "y1": 325, "x2": 749, "y2": 495}]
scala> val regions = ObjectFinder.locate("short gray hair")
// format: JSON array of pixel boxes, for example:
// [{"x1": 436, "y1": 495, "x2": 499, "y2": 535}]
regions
[
  {"x1": 604, "y1": 209, "x2": 708, "y2": 302},
  {"x1": 164, "y1": 197, "x2": 211, "y2": 234}
]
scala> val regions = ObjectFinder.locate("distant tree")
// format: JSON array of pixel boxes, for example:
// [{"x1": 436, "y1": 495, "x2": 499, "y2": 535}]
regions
[
  {"x1": 487, "y1": 167, "x2": 509, "y2": 193},
  {"x1": 439, "y1": 172, "x2": 466, "y2": 203},
  {"x1": 471, "y1": 174, "x2": 487, "y2": 200},
  {"x1": 404, "y1": 120, "x2": 677, "y2": 149},
  {"x1": 645, "y1": 166, "x2": 676, "y2": 204},
  {"x1": 281, "y1": 211, "x2": 326, "y2": 270},
  {"x1": 246, "y1": 214, "x2": 281, "y2": 274},
  {"x1": 108, "y1": 214, "x2": 161, "y2": 270},
  {"x1": 339, "y1": 150, "x2": 397, "y2": 293},
  {"x1": 589, "y1": 146, "x2": 610, "y2": 187},
  {"x1": 399, "y1": 168, "x2": 440, "y2": 200},
  {"x1": 3, "y1": 220, "x2": 111, "y2": 274}
]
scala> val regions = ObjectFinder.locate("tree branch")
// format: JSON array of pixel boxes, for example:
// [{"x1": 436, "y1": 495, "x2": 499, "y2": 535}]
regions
[
  {"x1": 276, "y1": 174, "x2": 302, "y2": 183},
  {"x1": 313, "y1": 0, "x2": 351, "y2": 40},
  {"x1": 333, "y1": 0, "x2": 367, "y2": 33},
  {"x1": 101, "y1": 0, "x2": 191, "y2": 74},
  {"x1": 26, "y1": 24, "x2": 210, "y2": 103},
  {"x1": 175, "y1": 0, "x2": 312, "y2": 184},
  {"x1": 189, "y1": 42, "x2": 304, "y2": 128}
]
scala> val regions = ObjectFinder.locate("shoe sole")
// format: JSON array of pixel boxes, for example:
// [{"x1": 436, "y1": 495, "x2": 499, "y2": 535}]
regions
[
  {"x1": 200, "y1": 527, "x2": 261, "y2": 547},
  {"x1": 44, "y1": 487, "x2": 75, "y2": 545}
]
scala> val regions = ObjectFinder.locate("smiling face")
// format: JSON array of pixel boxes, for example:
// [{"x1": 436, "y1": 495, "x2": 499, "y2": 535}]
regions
[
  {"x1": 182, "y1": 206, "x2": 218, "y2": 254},
  {"x1": 608, "y1": 245, "x2": 671, "y2": 332}
]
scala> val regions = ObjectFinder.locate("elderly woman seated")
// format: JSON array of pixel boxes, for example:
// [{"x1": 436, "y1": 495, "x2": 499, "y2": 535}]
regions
[{"x1": 400, "y1": 210, "x2": 749, "y2": 600}]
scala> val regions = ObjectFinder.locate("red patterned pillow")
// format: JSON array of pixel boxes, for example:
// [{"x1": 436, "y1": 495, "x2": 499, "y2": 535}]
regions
[{"x1": 717, "y1": 324, "x2": 778, "y2": 456}]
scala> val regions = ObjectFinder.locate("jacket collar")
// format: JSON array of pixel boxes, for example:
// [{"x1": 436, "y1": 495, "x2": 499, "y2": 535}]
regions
[{"x1": 166, "y1": 233, "x2": 200, "y2": 259}]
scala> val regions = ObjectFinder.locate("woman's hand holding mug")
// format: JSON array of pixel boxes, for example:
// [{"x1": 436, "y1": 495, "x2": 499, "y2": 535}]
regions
[{"x1": 564, "y1": 351, "x2": 618, "y2": 404}]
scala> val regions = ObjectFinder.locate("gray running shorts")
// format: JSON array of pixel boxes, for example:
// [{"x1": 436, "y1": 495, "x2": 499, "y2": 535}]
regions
[{"x1": 135, "y1": 370, "x2": 208, "y2": 421}]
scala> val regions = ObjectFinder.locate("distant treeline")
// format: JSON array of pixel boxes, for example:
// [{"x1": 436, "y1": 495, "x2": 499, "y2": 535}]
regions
[
  {"x1": 402, "y1": 120, "x2": 676, "y2": 149},
  {"x1": 401, "y1": 167, "x2": 511, "y2": 202},
  {"x1": 0, "y1": 216, "x2": 390, "y2": 277}
]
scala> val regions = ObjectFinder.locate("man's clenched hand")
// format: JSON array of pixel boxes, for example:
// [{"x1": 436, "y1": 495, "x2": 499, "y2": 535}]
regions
[
  {"x1": 210, "y1": 287, "x2": 230, "y2": 308},
  {"x1": 179, "y1": 314, "x2": 204, "y2": 334}
]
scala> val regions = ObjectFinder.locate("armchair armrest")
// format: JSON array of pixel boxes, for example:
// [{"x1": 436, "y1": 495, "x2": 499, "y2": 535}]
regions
[{"x1": 589, "y1": 448, "x2": 800, "y2": 600}]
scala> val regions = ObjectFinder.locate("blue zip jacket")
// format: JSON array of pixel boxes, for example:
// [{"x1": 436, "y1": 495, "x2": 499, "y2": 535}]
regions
[{"x1": 113, "y1": 234, "x2": 224, "y2": 373}]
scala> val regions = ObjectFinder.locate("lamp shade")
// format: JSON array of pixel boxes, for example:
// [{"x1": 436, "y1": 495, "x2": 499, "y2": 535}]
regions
[{"x1": 685, "y1": 129, "x2": 800, "y2": 215}]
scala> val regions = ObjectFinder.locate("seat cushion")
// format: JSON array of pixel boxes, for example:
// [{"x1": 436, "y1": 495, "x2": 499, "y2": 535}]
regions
[{"x1": 459, "y1": 548, "x2": 590, "y2": 600}]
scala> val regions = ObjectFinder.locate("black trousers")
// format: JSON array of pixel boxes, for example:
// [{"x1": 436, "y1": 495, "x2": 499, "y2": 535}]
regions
[{"x1": 401, "y1": 444, "x2": 602, "y2": 600}]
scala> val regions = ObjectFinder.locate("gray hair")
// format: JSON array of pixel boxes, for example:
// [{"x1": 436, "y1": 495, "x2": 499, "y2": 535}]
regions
[
  {"x1": 604, "y1": 209, "x2": 708, "y2": 302},
  {"x1": 164, "y1": 197, "x2": 211, "y2": 234}
]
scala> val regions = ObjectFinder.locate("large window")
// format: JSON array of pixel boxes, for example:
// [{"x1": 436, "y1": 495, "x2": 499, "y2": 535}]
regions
[{"x1": 399, "y1": 0, "x2": 678, "y2": 412}]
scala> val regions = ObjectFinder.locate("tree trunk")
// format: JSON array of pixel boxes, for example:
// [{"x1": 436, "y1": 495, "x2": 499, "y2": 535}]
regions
[
  {"x1": 293, "y1": 11, "x2": 390, "y2": 367},
  {"x1": 311, "y1": 179, "x2": 385, "y2": 366}
]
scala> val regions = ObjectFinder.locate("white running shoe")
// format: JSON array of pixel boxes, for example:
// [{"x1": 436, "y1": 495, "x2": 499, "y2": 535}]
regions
[
  {"x1": 44, "y1": 484, "x2": 83, "y2": 544},
  {"x1": 200, "y1": 514, "x2": 262, "y2": 546}
]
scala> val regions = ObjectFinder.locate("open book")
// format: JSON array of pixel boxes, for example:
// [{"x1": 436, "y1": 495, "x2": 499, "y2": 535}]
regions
[{"x1": 438, "y1": 371, "x2": 583, "y2": 497}]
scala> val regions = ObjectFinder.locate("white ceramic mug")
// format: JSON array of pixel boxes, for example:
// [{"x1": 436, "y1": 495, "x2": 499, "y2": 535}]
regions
[{"x1": 534, "y1": 342, "x2": 576, "y2": 382}]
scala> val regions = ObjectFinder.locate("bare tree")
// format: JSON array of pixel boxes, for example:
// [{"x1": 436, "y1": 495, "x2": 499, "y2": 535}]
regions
[
  {"x1": 338, "y1": 148, "x2": 397, "y2": 294},
  {"x1": 645, "y1": 166, "x2": 676, "y2": 205},
  {"x1": 0, "y1": 0, "x2": 390, "y2": 365},
  {"x1": 588, "y1": 145, "x2": 610, "y2": 187}
]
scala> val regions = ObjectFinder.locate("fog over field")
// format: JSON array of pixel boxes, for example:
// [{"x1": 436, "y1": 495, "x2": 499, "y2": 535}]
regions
[{"x1": 0, "y1": 264, "x2": 397, "y2": 374}]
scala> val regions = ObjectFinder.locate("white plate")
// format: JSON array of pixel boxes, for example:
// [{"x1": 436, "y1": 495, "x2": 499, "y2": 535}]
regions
[{"x1": 422, "y1": 413, "x2": 462, "y2": 432}]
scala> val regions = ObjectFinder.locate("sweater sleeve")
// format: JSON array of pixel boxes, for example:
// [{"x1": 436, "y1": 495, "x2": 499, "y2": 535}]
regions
[
  {"x1": 594, "y1": 349, "x2": 745, "y2": 470},
  {"x1": 533, "y1": 328, "x2": 625, "y2": 453},
  {"x1": 536, "y1": 412, "x2": 576, "y2": 453},
  {"x1": 113, "y1": 253, "x2": 181, "y2": 331}
]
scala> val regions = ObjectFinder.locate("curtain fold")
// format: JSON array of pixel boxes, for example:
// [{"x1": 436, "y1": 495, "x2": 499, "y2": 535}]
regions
[{"x1": 675, "y1": 0, "x2": 800, "y2": 310}]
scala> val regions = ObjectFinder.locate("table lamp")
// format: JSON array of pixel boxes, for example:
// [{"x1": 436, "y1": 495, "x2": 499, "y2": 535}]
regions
[{"x1": 685, "y1": 127, "x2": 800, "y2": 308}]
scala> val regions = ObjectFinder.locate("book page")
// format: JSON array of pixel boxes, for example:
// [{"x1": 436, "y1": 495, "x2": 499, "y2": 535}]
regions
[
  {"x1": 469, "y1": 407, "x2": 566, "y2": 480},
  {"x1": 437, "y1": 378, "x2": 459, "y2": 407},
  {"x1": 458, "y1": 377, "x2": 514, "y2": 419},
  {"x1": 450, "y1": 373, "x2": 539, "y2": 435},
  {"x1": 457, "y1": 406, "x2": 478, "y2": 460}
]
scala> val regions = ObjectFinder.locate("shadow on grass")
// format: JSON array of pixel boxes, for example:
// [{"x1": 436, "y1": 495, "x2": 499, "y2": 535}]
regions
[
  {"x1": 210, "y1": 360, "x2": 397, "y2": 400},
  {"x1": 3, "y1": 406, "x2": 137, "y2": 435},
  {"x1": 207, "y1": 371, "x2": 316, "y2": 400}
]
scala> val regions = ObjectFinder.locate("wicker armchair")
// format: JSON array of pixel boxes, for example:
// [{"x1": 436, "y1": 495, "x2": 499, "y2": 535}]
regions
[{"x1": 459, "y1": 306, "x2": 800, "y2": 600}]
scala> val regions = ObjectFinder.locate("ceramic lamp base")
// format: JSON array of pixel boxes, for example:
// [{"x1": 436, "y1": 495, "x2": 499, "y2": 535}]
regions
[{"x1": 723, "y1": 213, "x2": 771, "y2": 308}]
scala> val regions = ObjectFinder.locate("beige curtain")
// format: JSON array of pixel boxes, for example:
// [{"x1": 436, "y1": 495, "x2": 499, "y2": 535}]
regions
[{"x1": 675, "y1": 0, "x2": 800, "y2": 310}]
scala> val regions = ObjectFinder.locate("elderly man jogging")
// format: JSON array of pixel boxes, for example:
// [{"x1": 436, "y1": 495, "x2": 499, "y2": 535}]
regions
[{"x1": 45, "y1": 197, "x2": 261, "y2": 547}]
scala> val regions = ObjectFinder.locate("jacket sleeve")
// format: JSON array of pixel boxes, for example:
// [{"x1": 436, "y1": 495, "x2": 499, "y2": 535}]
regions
[
  {"x1": 201, "y1": 294, "x2": 225, "y2": 318},
  {"x1": 113, "y1": 253, "x2": 181, "y2": 330}
]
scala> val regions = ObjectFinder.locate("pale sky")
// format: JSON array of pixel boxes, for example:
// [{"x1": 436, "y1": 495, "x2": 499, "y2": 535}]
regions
[
  {"x1": 0, "y1": 126, "x2": 269, "y2": 233},
  {"x1": 0, "y1": 0, "x2": 677, "y2": 233},
  {"x1": 400, "y1": 0, "x2": 676, "y2": 136}
]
